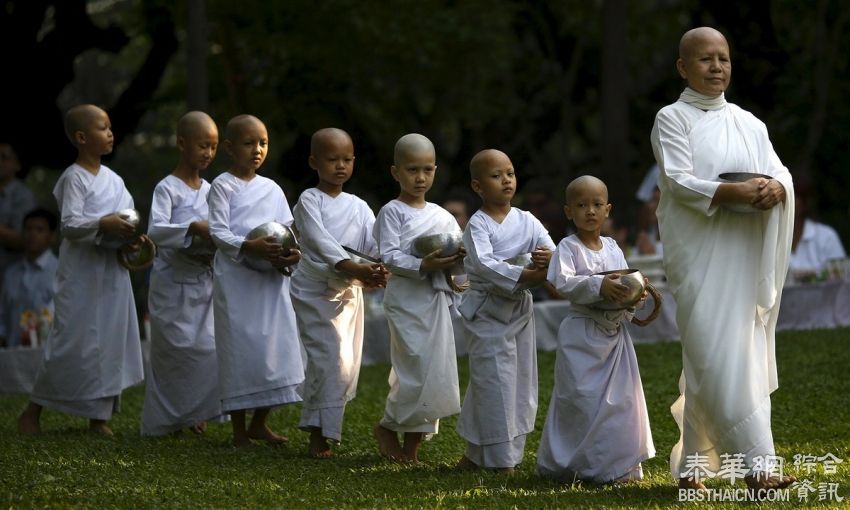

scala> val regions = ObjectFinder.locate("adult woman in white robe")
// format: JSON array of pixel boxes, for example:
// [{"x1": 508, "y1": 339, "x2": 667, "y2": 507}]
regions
[
  {"x1": 141, "y1": 175, "x2": 222, "y2": 436},
  {"x1": 650, "y1": 27, "x2": 795, "y2": 489}
]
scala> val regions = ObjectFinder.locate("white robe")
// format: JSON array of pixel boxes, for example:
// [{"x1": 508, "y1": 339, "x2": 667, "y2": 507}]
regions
[
  {"x1": 0, "y1": 178, "x2": 37, "y2": 290},
  {"x1": 141, "y1": 175, "x2": 222, "y2": 436},
  {"x1": 456, "y1": 207, "x2": 555, "y2": 468},
  {"x1": 536, "y1": 235, "x2": 655, "y2": 483},
  {"x1": 374, "y1": 200, "x2": 461, "y2": 434},
  {"x1": 290, "y1": 188, "x2": 377, "y2": 442},
  {"x1": 789, "y1": 219, "x2": 846, "y2": 274},
  {"x1": 208, "y1": 172, "x2": 304, "y2": 412},
  {"x1": 651, "y1": 91, "x2": 794, "y2": 478},
  {"x1": 30, "y1": 164, "x2": 144, "y2": 420}
]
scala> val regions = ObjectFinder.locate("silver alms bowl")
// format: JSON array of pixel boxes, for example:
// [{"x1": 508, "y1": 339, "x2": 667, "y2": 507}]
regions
[
  {"x1": 412, "y1": 232, "x2": 463, "y2": 258},
  {"x1": 243, "y1": 222, "x2": 299, "y2": 272},
  {"x1": 718, "y1": 172, "x2": 773, "y2": 213},
  {"x1": 101, "y1": 208, "x2": 142, "y2": 249},
  {"x1": 593, "y1": 268, "x2": 648, "y2": 310},
  {"x1": 504, "y1": 253, "x2": 533, "y2": 268},
  {"x1": 182, "y1": 234, "x2": 217, "y2": 258}
]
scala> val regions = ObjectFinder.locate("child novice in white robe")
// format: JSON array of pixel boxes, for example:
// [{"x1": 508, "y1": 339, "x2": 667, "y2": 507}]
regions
[
  {"x1": 290, "y1": 128, "x2": 386, "y2": 458},
  {"x1": 456, "y1": 149, "x2": 555, "y2": 472},
  {"x1": 372, "y1": 133, "x2": 463, "y2": 463},
  {"x1": 141, "y1": 112, "x2": 222, "y2": 436},
  {"x1": 536, "y1": 176, "x2": 655, "y2": 484},
  {"x1": 18, "y1": 105, "x2": 143, "y2": 436},
  {"x1": 208, "y1": 114, "x2": 303, "y2": 447}
]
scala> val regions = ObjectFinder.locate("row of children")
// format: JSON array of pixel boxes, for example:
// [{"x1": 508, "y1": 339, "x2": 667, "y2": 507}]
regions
[{"x1": 16, "y1": 103, "x2": 653, "y2": 484}]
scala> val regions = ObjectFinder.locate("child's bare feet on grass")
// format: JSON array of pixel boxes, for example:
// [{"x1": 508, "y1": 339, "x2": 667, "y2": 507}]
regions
[
  {"x1": 401, "y1": 432, "x2": 423, "y2": 464},
  {"x1": 17, "y1": 405, "x2": 41, "y2": 435},
  {"x1": 745, "y1": 473, "x2": 797, "y2": 491},
  {"x1": 247, "y1": 424, "x2": 288, "y2": 444},
  {"x1": 679, "y1": 477, "x2": 707, "y2": 491},
  {"x1": 189, "y1": 422, "x2": 207, "y2": 434},
  {"x1": 307, "y1": 428, "x2": 333, "y2": 459},
  {"x1": 89, "y1": 420, "x2": 114, "y2": 437},
  {"x1": 373, "y1": 424, "x2": 404, "y2": 462}
]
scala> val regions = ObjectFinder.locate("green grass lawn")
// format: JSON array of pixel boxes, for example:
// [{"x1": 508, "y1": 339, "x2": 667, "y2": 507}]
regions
[{"x1": 2, "y1": 328, "x2": 848, "y2": 509}]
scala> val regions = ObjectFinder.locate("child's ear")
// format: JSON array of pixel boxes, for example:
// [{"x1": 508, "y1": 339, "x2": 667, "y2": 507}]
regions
[
  {"x1": 308, "y1": 154, "x2": 318, "y2": 170},
  {"x1": 176, "y1": 136, "x2": 186, "y2": 152},
  {"x1": 74, "y1": 131, "x2": 86, "y2": 146},
  {"x1": 470, "y1": 179, "x2": 481, "y2": 195},
  {"x1": 223, "y1": 139, "x2": 233, "y2": 155},
  {"x1": 390, "y1": 165, "x2": 399, "y2": 181},
  {"x1": 605, "y1": 203, "x2": 612, "y2": 217},
  {"x1": 564, "y1": 204, "x2": 573, "y2": 220}
]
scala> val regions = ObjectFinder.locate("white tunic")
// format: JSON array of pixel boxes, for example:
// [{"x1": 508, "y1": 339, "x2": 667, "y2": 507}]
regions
[
  {"x1": 290, "y1": 188, "x2": 377, "y2": 441},
  {"x1": 651, "y1": 91, "x2": 794, "y2": 478},
  {"x1": 0, "y1": 178, "x2": 37, "y2": 289},
  {"x1": 141, "y1": 175, "x2": 222, "y2": 436},
  {"x1": 456, "y1": 208, "x2": 555, "y2": 467},
  {"x1": 0, "y1": 250, "x2": 58, "y2": 348},
  {"x1": 30, "y1": 164, "x2": 144, "y2": 418},
  {"x1": 208, "y1": 172, "x2": 304, "y2": 411},
  {"x1": 536, "y1": 235, "x2": 655, "y2": 483},
  {"x1": 374, "y1": 200, "x2": 461, "y2": 433}
]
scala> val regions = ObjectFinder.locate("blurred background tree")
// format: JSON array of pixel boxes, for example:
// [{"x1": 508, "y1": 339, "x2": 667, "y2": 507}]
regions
[{"x1": 1, "y1": 0, "x2": 848, "y2": 246}]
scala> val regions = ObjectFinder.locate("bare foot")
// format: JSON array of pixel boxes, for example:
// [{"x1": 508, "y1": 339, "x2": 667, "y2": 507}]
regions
[
  {"x1": 745, "y1": 473, "x2": 797, "y2": 490},
  {"x1": 308, "y1": 429, "x2": 333, "y2": 459},
  {"x1": 17, "y1": 411, "x2": 41, "y2": 435},
  {"x1": 402, "y1": 432, "x2": 423, "y2": 464},
  {"x1": 455, "y1": 456, "x2": 480, "y2": 472},
  {"x1": 189, "y1": 422, "x2": 207, "y2": 434},
  {"x1": 373, "y1": 423, "x2": 404, "y2": 462},
  {"x1": 247, "y1": 424, "x2": 288, "y2": 444},
  {"x1": 89, "y1": 420, "x2": 114, "y2": 437},
  {"x1": 495, "y1": 467, "x2": 516, "y2": 476},
  {"x1": 679, "y1": 477, "x2": 707, "y2": 491}
]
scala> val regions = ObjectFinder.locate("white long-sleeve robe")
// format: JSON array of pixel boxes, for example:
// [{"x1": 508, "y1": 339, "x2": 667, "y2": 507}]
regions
[
  {"x1": 536, "y1": 235, "x2": 654, "y2": 483},
  {"x1": 141, "y1": 175, "x2": 222, "y2": 435},
  {"x1": 290, "y1": 188, "x2": 377, "y2": 442},
  {"x1": 651, "y1": 90, "x2": 794, "y2": 479},
  {"x1": 30, "y1": 164, "x2": 143, "y2": 420},
  {"x1": 208, "y1": 172, "x2": 303, "y2": 412},
  {"x1": 374, "y1": 199, "x2": 461, "y2": 434},
  {"x1": 456, "y1": 207, "x2": 555, "y2": 468}
]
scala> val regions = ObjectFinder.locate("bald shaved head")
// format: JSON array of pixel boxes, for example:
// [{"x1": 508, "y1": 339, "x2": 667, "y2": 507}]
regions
[
  {"x1": 393, "y1": 133, "x2": 434, "y2": 165},
  {"x1": 679, "y1": 26, "x2": 727, "y2": 59},
  {"x1": 311, "y1": 127, "x2": 353, "y2": 156},
  {"x1": 177, "y1": 111, "x2": 217, "y2": 139},
  {"x1": 565, "y1": 175, "x2": 608, "y2": 204},
  {"x1": 469, "y1": 149, "x2": 511, "y2": 180},
  {"x1": 224, "y1": 114, "x2": 265, "y2": 141},
  {"x1": 64, "y1": 104, "x2": 107, "y2": 144}
]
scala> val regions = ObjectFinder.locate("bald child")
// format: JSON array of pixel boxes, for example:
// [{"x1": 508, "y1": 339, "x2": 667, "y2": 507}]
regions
[
  {"x1": 141, "y1": 111, "x2": 224, "y2": 436},
  {"x1": 372, "y1": 133, "x2": 463, "y2": 463},
  {"x1": 290, "y1": 127, "x2": 386, "y2": 458},
  {"x1": 536, "y1": 175, "x2": 655, "y2": 483},
  {"x1": 208, "y1": 114, "x2": 303, "y2": 447},
  {"x1": 18, "y1": 104, "x2": 143, "y2": 436},
  {"x1": 455, "y1": 149, "x2": 554, "y2": 473}
]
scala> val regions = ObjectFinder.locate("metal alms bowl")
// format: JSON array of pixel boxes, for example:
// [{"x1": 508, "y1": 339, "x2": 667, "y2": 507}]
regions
[
  {"x1": 243, "y1": 221, "x2": 300, "y2": 272},
  {"x1": 101, "y1": 208, "x2": 142, "y2": 249},
  {"x1": 117, "y1": 234, "x2": 156, "y2": 271},
  {"x1": 594, "y1": 268, "x2": 648, "y2": 309},
  {"x1": 592, "y1": 268, "x2": 663, "y2": 327},
  {"x1": 412, "y1": 232, "x2": 463, "y2": 258},
  {"x1": 342, "y1": 246, "x2": 382, "y2": 287},
  {"x1": 718, "y1": 172, "x2": 773, "y2": 213}
]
